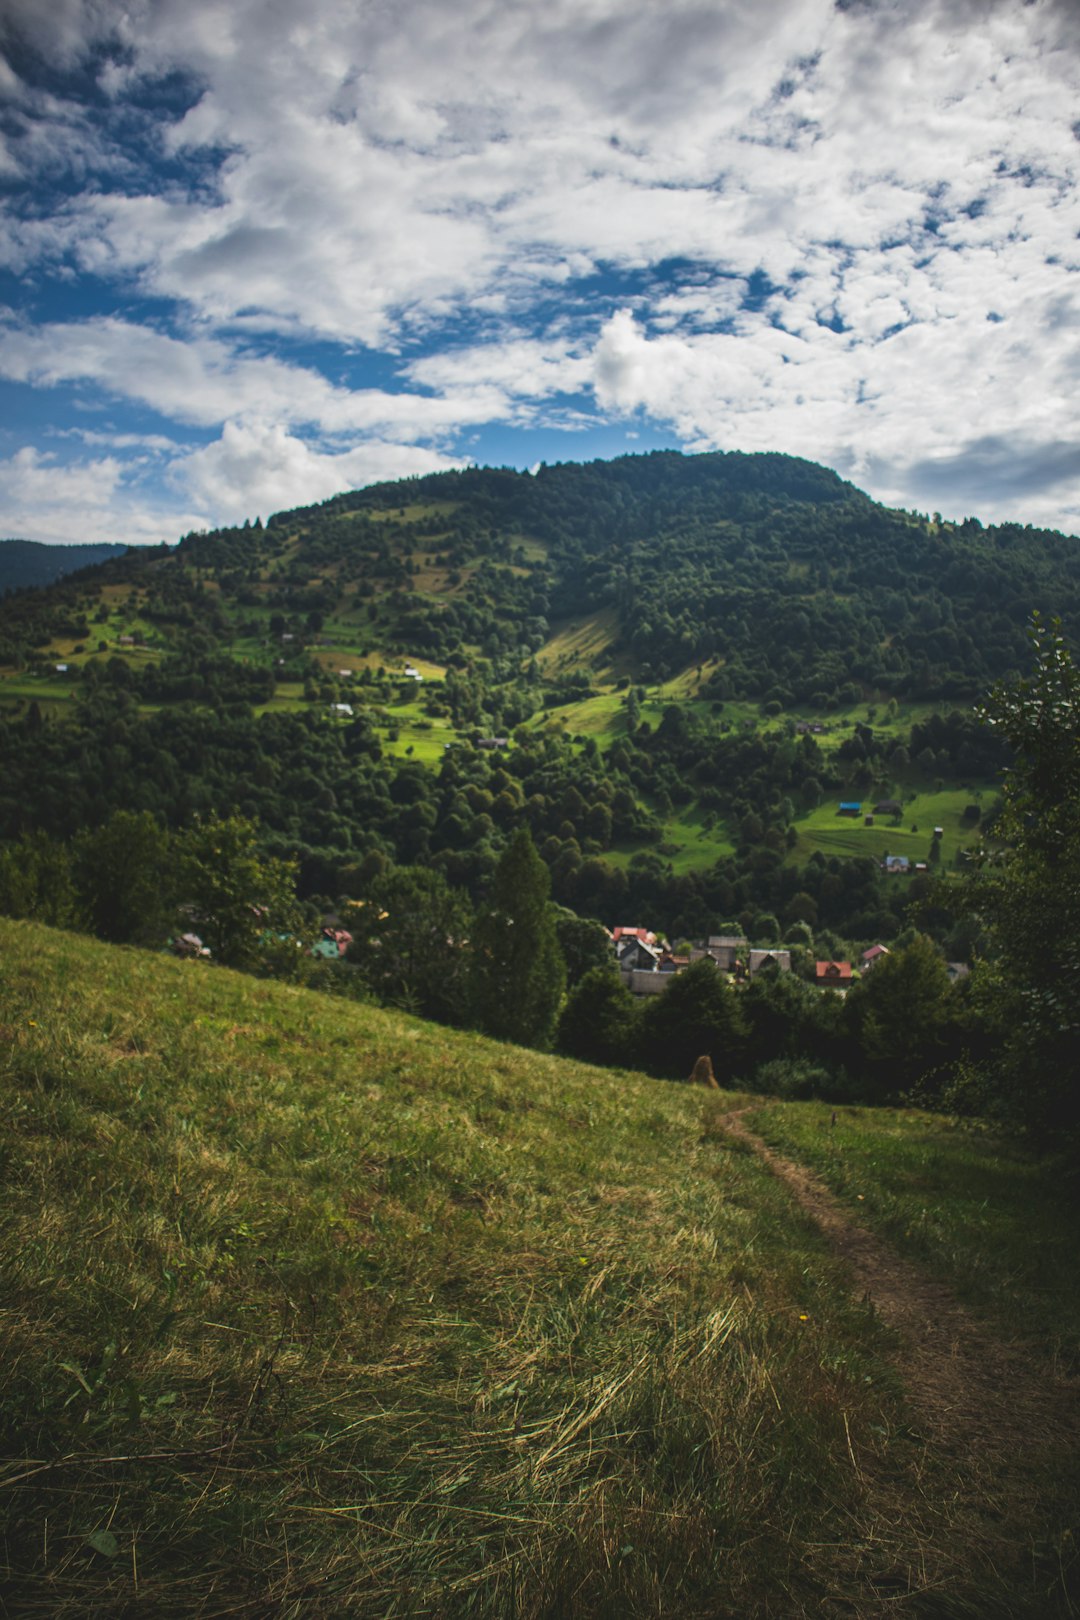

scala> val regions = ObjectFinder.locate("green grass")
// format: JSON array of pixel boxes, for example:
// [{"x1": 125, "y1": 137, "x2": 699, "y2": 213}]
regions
[
  {"x1": 379, "y1": 712, "x2": 458, "y2": 762},
  {"x1": 536, "y1": 610, "x2": 620, "y2": 675},
  {"x1": 1, "y1": 921, "x2": 1078, "y2": 1615},
  {"x1": 746, "y1": 1101, "x2": 1080, "y2": 1370},
  {"x1": 793, "y1": 788, "x2": 986, "y2": 863},
  {"x1": 659, "y1": 802, "x2": 736, "y2": 873}
]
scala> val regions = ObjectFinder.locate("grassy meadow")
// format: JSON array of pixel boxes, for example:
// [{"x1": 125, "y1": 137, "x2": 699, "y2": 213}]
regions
[{"x1": 1, "y1": 919, "x2": 1077, "y2": 1616}]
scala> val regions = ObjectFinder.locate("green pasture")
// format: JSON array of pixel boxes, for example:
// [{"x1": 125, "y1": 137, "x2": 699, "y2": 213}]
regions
[
  {"x1": 660, "y1": 803, "x2": 736, "y2": 873},
  {"x1": 378, "y1": 716, "x2": 458, "y2": 763},
  {"x1": 253, "y1": 682, "x2": 310, "y2": 715},
  {"x1": 793, "y1": 787, "x2": 986, "y2": 864},
  {"x1": 0, "y1": 674, "x2": 79, "y2": 703},
  {"x1": 537, "y1": 609, "x2": 620, "y2": 674},
  {"x1": 363, "y1": 499, "x2": 459, "y2": 524}
]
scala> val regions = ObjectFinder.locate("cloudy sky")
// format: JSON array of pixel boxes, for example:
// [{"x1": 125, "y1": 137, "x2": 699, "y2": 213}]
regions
[{"x1": 2, "y1": 0, "x2": 1079, "y2": 546}]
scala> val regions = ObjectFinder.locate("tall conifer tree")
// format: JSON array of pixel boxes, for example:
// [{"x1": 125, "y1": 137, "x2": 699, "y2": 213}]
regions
[{"x1": 470, "y1": 829, "x2": 566, "y2": 1048}]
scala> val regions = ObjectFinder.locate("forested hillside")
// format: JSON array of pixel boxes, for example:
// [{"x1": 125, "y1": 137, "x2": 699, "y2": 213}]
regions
[{"x1": 0, "y1": 447, "x2": 1075, "y2": 978}]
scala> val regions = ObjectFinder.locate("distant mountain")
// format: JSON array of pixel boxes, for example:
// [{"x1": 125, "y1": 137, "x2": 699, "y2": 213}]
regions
[{"x1": 0, "y1": 539, "x2": 129, "y2": 595}]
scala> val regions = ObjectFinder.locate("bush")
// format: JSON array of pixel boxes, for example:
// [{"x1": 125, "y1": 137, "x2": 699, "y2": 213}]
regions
[{"x1": 753, "y1": 1058, "x2": 832, "y2": 1100}]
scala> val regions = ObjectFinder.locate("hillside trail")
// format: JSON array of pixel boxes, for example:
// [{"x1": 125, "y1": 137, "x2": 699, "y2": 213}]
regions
[{"x1": 720, "y1": 1106, "x2": 1080, "y2": 1588}]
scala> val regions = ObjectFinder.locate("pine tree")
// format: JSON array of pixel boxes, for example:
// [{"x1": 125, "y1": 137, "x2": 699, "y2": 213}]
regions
[
  {"x1": 969, "y1": 616, "x2": 1080, "y2": 1149},
  {"x1": 470, "y1": 829, "x2": 566, "y2": 1048}
]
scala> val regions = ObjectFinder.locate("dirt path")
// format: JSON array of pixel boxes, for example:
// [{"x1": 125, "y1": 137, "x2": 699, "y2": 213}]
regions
[{"x1": 721, "y1": 1107, "x2": 1079, "y2": 1471}]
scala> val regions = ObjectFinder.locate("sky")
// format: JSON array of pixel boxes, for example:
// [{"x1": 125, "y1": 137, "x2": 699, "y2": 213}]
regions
[{"x1": 2, "y1": 0, "x2": 1080, "y2": 547}]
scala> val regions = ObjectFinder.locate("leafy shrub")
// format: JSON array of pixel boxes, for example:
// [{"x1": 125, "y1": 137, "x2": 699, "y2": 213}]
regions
[{"x1": 753, "y1": 1058, "x2": 832, "y2": 1100}]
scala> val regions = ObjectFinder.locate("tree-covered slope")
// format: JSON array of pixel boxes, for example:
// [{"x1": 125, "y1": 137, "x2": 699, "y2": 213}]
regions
[
  {"x1": 0, "y1": 449, "x2": 1075, "y2": 939},
  {"x1": 4, "y1": 449, "x2": 1079, "y2": 700}
]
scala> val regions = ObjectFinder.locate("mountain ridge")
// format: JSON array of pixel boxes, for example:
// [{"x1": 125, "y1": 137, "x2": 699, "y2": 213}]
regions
[
  {"x1": 0, "y1": 445, "x2": 1072, "y2": 939},
  {"x1": 0, "y1": 538, "x2": 129, "y2": 595}
]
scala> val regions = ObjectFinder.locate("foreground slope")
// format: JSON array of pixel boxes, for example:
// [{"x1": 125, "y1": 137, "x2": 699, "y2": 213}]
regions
[{"x1": 1, "y1": 920, "x2": 1076, "y2": 1616}]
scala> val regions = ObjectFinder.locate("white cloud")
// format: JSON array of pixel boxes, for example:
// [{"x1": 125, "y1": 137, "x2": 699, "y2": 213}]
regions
[
  {"x1": 586, "y1": 272, "x2": 1080, "y2": 529},
  {"x1": 0, "y1": 445, "x2": 205, "y2": 546},
  {"x1": 175, "y1": 420, "x2": 467, "y2": 522},
  {"x1": 405, "y1": 338, "x2": 592, "y2": 400},
  {"x1": 0, "y1": 429, "x2": 468, "y2": 546},
  {"x1": 4, "y1": 0, "x2": 1080, "y2": 533},
  {"x1": 0, "y1": 316, "x2": 509, "y2": 438}
]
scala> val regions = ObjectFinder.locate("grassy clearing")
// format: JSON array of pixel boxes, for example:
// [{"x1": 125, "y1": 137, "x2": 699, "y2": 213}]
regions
[
  {"x1": 536, "y1": 611, "x2": 619, "y2": 674},
  {"x1": 660, "y1": 803, "x2": 736, "y2": 873},
  {"x1": 1, "y1": 922, "x2": 1077, "y2": 1615},
  {"x1": 793, "y1": 789, "x2": 986, "y2": 864},
  {"x1": 378, "y1": 707, "x2": 458, "y2": 762},
  {"x1": 746, "y1": 1101, "x2": 1080, "y2": 1372}
]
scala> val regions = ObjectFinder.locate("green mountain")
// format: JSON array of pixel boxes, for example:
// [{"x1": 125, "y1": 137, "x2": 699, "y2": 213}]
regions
[{"x1": 0, "y1": 449, "x2": 1075, "y2": 938}]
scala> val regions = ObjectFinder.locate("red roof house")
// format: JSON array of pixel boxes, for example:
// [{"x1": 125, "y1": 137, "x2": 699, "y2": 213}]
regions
[{"x1": 815, "y1": 960, "x2": 853, "y2": 987}]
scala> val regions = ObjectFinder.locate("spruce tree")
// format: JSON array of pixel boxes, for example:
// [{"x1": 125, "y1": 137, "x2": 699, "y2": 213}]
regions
[{"x1": 470, "y1": 829, "x2": 566, "y2": 1048}]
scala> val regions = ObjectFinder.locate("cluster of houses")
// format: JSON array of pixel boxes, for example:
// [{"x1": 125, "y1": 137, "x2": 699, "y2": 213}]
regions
[
  {"x1": 612, "y1": 928, "x2": 970, "y2": 994},
  {"x1": 168, "y1": 863, "x2": 972, "y2": 992},
  {"x1": 611, "y1": 926, "x2": 890, "y2": 996},
  {"x1": 171, "y1": 916, "x2": 355, "y2": 963}
]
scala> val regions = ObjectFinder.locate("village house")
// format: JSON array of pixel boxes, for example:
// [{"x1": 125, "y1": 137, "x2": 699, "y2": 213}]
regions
[
  {"x1": 617, "y1": 935, "x2": 663, "y2": 976},
  {"x1": 613, "y1": 926, "x2": 658, "y2": 945},
  {"x1": 861, "y1": 944, "x2": 890, "y2": 970},
  {"x1": 883, "y1": 854, "x2": 910, "y2": 874},
  {"x1": 748, "y1": 949, "x2": 791, "y2": 976},
  {"x1": 815, "y1": 960, "x2": 853, "y2": 989},
  {"x1": 656, "y1": 952, "x2": 689, "y2": 973},
  {"x1": 627, "y1": 969, "x2": 670, "y2": 996},
  {"x1": 689, "y1": 934, "x2": 747, "y2": 971},
  {"x1": 311, "y1": 923, "x2": 353, "y2": 961},
  {"x1": 838, "y1": 801, "x2": 861, "y2": 818}
]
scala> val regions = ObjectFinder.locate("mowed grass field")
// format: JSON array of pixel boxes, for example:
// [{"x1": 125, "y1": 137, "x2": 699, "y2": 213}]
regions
[
  {"x1": 793, "y1": 789, "x2": 983, "y2": 864},
  {"x1": 1, "y1": 920, "x2": 1077, "y2": 1616}
]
